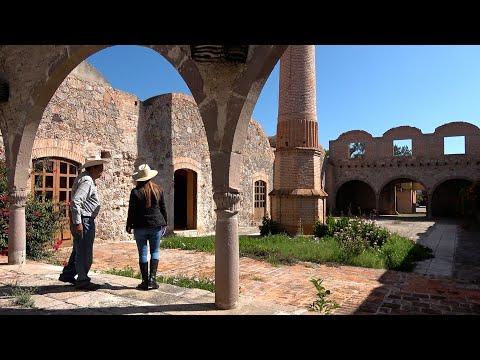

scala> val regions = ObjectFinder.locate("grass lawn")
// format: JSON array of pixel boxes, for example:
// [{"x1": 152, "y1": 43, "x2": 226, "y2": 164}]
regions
[
  {"x1": 161, "y1": 233, "x2": 433, "y2": 271},
  {"x1": 103, "y1": 267, "x2": 215, "y2": 292}
]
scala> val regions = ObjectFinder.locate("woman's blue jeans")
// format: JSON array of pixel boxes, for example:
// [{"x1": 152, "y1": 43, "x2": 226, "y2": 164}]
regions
[{"x1": 133, "y1": 227, "x2": 165, "y2": 263}]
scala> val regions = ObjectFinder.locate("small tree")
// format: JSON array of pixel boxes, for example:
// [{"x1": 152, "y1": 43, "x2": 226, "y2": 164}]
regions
[{"x1": 394, "y1": 145, "x2": 412, "y2": 156}]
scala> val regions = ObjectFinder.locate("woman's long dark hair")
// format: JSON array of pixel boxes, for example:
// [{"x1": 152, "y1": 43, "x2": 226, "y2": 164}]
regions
[{"x1": 137, "y1": 180, "x2": 162, "y2": 208}]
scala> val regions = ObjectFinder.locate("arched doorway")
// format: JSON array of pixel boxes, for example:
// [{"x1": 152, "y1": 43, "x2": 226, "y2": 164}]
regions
[
  {"x1": 431, "y1": 178, "x2": 473, "y2": 217},
  {"x1": 335, "y1": 180, "x2": 376, "y2": 216},
  {"x1": 174, "y1": 169, "x2": 197, "y2": 230},
  {"x1": 379, "y1": 178, "x2": 427, "y2": 216},
  {"x1": 31, "y1": 157, "x2": 80, "y2": 246}
]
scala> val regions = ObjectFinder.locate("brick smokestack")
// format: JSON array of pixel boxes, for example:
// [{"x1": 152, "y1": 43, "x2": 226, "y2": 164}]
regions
[
  {"x1": 277, "y1": 45, "x2": 319, "y2": 150},
  {"x1": 270, "y1": 45, "x2": 327, "y2": 235}
]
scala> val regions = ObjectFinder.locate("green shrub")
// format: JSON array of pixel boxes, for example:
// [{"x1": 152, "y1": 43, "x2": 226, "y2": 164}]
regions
[
  {"x1": 313, "y1": 219, "x2": 328, "y2": 238},
  {"x1": 25, "y1": 197, "x2": 64, "y2": 259},
  {"x1": 259, "y1": 216, "x2": 281, "y2": 236},
  {"x1": 334, "y1": 220, "x2": 369, "y2": 256}
]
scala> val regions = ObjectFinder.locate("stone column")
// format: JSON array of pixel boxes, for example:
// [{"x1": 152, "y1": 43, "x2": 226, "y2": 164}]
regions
[
  {"x1": 427, "y1": 192, "x2": 433, "y2": 219},
  {"x1": 8, "y1": 188, "x2": 27, "y2": 265},
  {"x1": 213, "y1": 190, "x2": 241, "y2": 309}
]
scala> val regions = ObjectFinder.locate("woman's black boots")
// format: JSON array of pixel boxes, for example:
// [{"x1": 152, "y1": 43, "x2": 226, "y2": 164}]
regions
[
  {"x1": 148, "y1": 259, "x2": 159, "y2": 289},
  {"x1": 137, "y1": 262, "x2": 149, "y2": 290}
]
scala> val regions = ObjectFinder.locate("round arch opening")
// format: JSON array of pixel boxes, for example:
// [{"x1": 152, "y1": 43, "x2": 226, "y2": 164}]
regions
[
  {"x1": 379, "y1": 178, "x2": 427, "y2": 216},
  {"x1": 174, "y1": 168, "x2": 197, "y2": 230},
  {"x1": 431, "y1": 178, "x2": 473, "y2": 218},
  {"x1": 335, "y1": 180, "x2": 376, "y2": 216}
]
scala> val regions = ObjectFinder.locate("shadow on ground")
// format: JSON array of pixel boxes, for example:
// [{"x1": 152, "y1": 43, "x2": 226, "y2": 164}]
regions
[{"x1": 353, "y1": 218, "x2": 480, "y2": 315}]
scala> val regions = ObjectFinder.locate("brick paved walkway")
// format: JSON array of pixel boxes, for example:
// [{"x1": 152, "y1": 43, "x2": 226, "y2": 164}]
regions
[
  {"x1": 49, "y1": 228, "x2": 480, "y2": 315},
  {"x1": 4, "y1": 219, "x2": 479, "y2": 315}
]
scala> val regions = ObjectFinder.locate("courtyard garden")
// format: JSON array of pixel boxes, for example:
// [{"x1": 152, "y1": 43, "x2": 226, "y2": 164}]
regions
[{"x1": 160, "y1": 216, "x2": 434, "y2": 271}]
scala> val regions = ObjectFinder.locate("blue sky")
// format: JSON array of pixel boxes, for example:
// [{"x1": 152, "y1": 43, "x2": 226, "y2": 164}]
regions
[{"x1": 87, "y1": 45, "x2": 480, "y2": 152}]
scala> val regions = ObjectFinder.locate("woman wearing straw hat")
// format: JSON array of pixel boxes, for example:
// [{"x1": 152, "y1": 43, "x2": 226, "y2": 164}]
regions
[{"x1": 126, "y1": 164, "x2": 168, "y2": 290}]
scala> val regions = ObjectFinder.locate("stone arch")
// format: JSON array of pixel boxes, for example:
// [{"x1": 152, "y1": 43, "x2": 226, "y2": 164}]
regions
[
  {"x1": 378, "y1": 175, "x2": 428, "y2": 216},
  {"x1": 173, "y1": 157, "x2": 202, "y2": 174},
  {"x1": 335, "y1": 179, "x2": 376, "y2": 216},
  {"x1": 31, "y1": 139, "x2": 84, "y2": 165},
  {"x1": 11, "y1": 45, "x2": 204, "y2": 191},
  {"x1": 201, "y1": 46, "x2": 287, "y2": 192},
  {"x1": 430, "y1": 175, "x2": 476, "y2": 197},
  {"x1": 378, "y1": 174, "x2": 428, "y2": 195},
  {"x1": 430, "y1": 176, "x2": 475, "y2": 217},
  {"x1": 335, "y1": 177, "x2": 376, "y2": 195}
]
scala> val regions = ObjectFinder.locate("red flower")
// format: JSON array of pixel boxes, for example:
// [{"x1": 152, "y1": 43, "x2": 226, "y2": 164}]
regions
[
  {"x1": 33, "y1": 211, "x2": 42, "y2": 217},
  {"x1": 0, "y1": 248, "x2": 8, "y2": 256},
  {"x1": 52, "y1": 239, "x2": 63, "y2": 251}
]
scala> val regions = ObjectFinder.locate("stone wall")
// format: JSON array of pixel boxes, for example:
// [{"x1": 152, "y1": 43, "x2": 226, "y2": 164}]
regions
[
  {"x1": 239, "y1": 120, "x2": 274, "y2": 226},
  {"x1": 139, "y1": 94, "x2": 274, "y2": 232},
  {"x1": 0, "y1": 61, "x2": 275, "y2": 241},
  {"x1": 33, "y1": 61, "x2": 140, "y2": 243}
]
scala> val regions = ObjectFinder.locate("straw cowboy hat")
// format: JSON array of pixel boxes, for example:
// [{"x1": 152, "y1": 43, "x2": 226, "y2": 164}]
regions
[
  {"x1": 81, "y1": 155, "x2": 109, "y2": 169},
  {"x1": 132, "y1": 164, "x2": 158, "y2": 182}
]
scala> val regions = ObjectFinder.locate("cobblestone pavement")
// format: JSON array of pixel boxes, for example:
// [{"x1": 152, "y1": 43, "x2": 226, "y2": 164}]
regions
[{"x1": 45, "y1": 220, "x2": 480, "y2": 315}]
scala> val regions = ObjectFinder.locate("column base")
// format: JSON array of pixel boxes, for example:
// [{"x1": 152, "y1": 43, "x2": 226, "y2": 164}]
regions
[
  {"x1": 8, "y1": 249, "x2": 26, "y2": 265},
  {"x1": 215, "y1": 299, "x2": 238, "y2": 310}
]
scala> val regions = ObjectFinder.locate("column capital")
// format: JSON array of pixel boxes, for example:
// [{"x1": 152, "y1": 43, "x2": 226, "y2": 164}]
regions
[
  {"x1": 9, "y1": 188, "x2": 27, "y2": 209},
  {"x1": 213, "y1": 189, "x2": 241, "y2": 214}
]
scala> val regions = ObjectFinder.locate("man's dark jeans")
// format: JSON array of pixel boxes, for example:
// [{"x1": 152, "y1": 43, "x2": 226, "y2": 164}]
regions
[{"x1": 60, "y1": 217, "x2": 96, "y2": 283}]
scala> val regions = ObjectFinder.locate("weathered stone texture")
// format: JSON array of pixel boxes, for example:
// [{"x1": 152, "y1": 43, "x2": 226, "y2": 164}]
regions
[
  {"x1": 140, "y1": 94, "x2": 274, "y2": 232},
  {"x1": 35, "y1": 62, "x2": 140, "y2": 243},
  {"x1": 239, "y1": 120, "x2": 274, "y2": 226},
  {"x1": 0, "y1": 61, "x2": 275, "y2": 241}
]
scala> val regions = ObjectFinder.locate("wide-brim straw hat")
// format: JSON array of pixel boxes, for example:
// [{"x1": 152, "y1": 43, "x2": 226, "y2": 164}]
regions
[
  {"x1": 82, "y1": 155, "x2": 109, "y2": 169},
  {"x1": 132, "y1": 164, "x2": 158, "y2": 182}
]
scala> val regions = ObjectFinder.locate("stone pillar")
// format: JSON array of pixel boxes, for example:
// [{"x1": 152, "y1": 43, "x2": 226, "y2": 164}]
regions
[
  {"x1": 8, "y1": 188, "x2": 27, "y2": 264},
  {"x1": 427, "y1": 192, "x2": 433, "y2": 219},
  {"x1": 270, "y1": 45, "x2": 327, "y2": 234},
  {"x1": 213, "y1": 190, "x2": 241, "y2": 309}
]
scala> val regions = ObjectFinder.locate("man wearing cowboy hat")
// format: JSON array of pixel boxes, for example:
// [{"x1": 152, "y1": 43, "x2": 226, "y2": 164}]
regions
[{"x1": 58, "y1": 155, "x2": 108, "y2": 290}]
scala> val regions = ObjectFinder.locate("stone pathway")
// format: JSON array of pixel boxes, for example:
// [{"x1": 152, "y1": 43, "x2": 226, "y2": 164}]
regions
[
  {"x1": 45, "y1": 220, "x2": 480, "y2": 315},
  {"x1": 453, "y1": 224, "x2": 480, "y2": 284},
  {"x1": 0, "y1": 260, "x2": 304, "y2": 315},
  {"x1": 375, "y1": 218, "x2": 457, "y2": 277}
]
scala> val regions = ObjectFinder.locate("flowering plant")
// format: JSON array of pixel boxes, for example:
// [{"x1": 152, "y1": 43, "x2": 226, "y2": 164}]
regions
[{"x1": 0, "y1": 158, "x2": 64, "y2": 259}]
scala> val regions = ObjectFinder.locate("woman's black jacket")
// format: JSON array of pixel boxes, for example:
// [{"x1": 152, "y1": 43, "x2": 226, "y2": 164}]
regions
[{"x1": 126, "y1": 187, "x2": 168, "y2": 229}]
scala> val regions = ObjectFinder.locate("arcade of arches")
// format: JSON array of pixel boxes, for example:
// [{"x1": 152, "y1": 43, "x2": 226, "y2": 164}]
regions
[{"x1": 1, "y1": 45, "x2": 479, "y2": 311}]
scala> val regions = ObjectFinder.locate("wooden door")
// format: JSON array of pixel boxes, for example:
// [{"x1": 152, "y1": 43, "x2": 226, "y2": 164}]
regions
[{"x1": 32, "y1": 158, "x2": 80, "y2": 247}]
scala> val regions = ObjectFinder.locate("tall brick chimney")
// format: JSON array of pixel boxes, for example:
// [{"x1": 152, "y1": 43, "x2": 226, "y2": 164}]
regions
[{"x1": 269, "y1": 45, "x2": 327, "y2": 235}]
